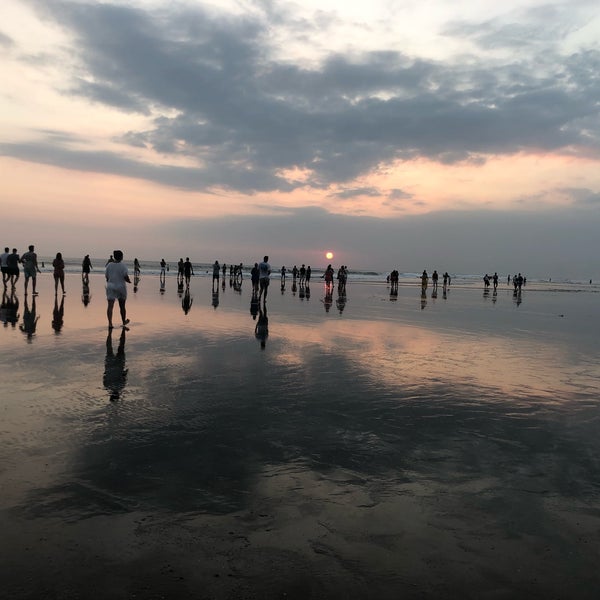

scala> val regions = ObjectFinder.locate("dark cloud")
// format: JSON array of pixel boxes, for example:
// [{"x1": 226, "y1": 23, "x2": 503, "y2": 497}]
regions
[
  {"x1": 0, "y1": 30, "x2": 14, "y2": 48},
  {"x1": 8, "y1": 1, "x2": 600, "y2": 194}
]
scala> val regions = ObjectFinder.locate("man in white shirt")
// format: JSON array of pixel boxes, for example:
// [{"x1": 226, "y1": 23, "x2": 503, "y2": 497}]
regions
[
  {"x1": 258, "y1": 255, "x2": 271, "y2": 301},
  {"x1": 105, "y1": 250, "x2": 131, "y2": 329},
  {"x1": 0, "y1": 247, "x2": 9, "y2": 287}
]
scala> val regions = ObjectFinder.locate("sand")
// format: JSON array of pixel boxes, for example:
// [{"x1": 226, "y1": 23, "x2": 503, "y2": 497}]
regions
[{"x1": 1, "y1": 272, "x2": 600, "y2": 599}]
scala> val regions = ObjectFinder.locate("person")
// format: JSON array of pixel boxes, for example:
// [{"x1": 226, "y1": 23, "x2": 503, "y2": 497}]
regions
[
  {"x1": 492, "y1": 272, "x2": 499, "y2": 289},
  {"x1": 250, "y1": 262, "x2": 260, "y2": 294},
  {"x1": 280, "y1": 265, "x2": 286, "y2": 283},
  {"x1": 324, "y1": 264, "x2": 334, "y2": 287},
  {"x1": 1, "y1": 247, "x2": 9, "y2": 287},
  {"x1": 306, "y1": 266, "x2": 312, "y2": 284},
  {"x1": 82, "y1": 255, "x2": 93, "y2": 279},
  {"x1": 299, "y1": 264, "x2": 306, "y2": 284},
  {"x1": 134, "y1": 258, "x2": 141, "y2": 275},
  {"x1": 212, "y1": 260, "x2": 220, "y2": 291},
  {"x1": 421, "y1": 270, "x2": 429, "y2": 292},
  {"x1": 432, "y1": 270, "x2": 439, "y2": 290},
  {"x1": 183, "y1": 257, "x2": 194, "y2": 286},
  {"x1": 105, "y1": 249, "x2": 131, "y2": 329},
  {"x1": 258, "y1": 255, "x2": 271, "y2": 300},
  {"x1": 105, "y1": 255, "x2": 114, "y2": 266},
  {"x1": 177, "y1": 258, "x2": 184, "y2": 284},
  {"x1": 160, "y1": 258, "x2": 167, "y2": 275},
  {"x1": 7, "y1": 249, "x2": 20, "y2": 288},
  {"x1": 292, "y1": 265, "x2": 298, "y2": 281},
  {"x1": 443, "y1": 272, "x2": 449, "y2": 287},
  {"x1": 21, "y1": 245, "x2": 41, "y2": 295},
  {"x1": 52, "y1": 252, "x2": 66, "y2": 295}
]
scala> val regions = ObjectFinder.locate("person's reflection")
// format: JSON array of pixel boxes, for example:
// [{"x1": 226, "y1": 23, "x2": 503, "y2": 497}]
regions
[
  {"x1": 420, "y1": 289, "x2": 427, "y2": 310},
  {"x1": 322, "y1": 285, "x2": 333, "y2": 312},
  {"x1": 513, "y1": 288, "x2": 523, "y2": 307},
  {"x1": 182, "y1": 287, "x2": 193, "y2": 314},
  {"x1": 492, "y1": 289, "x2": 498, "y2": 304},
  {"x1": 442, "y1": 284, "x2": 448, "y2": 300},
  {"x1": 133, "y1": 273, "x2": 140, "y2": 294},
  {"x1": 255, "y1": 302, "x2": 268, "y2": 349},
  {"x1": 292, "y1": 281, "x2": 297, "y2": 296},
  {"x1": 81, "y1": 274, "x2": 91, "y2": 307},
  {"x1": 250, "y1": 290, "x2": 259, "y2": 320},
  {"x1": 103, "y1": 328, "x2": 128, "y2": 402},
  {"x1": 281, "y1": 279, "x2": 286, "y2": 294},
  {"x1": 52, "y1": 294, "x2": 64, "y2": 334},
  {"x1": 336, "y1": 285, "x2": 347, "y2": 313},
  {"x1": 4, "y1": 290, "x2": 19, "y2": 328},
  {"x1": 20, "y1": 295, "x2": 39, "y2": 340},
  {"x1": 211, "y1": 287, "x2": 219, "y2": 309},
  {"x1": 159, "y1": 271, "x2": 166, "y2": 295}
]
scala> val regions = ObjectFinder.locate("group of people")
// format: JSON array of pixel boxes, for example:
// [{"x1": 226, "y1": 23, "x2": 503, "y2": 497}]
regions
[{"x1": 1, "y1": 245, "x2": 67, "y2": 296}]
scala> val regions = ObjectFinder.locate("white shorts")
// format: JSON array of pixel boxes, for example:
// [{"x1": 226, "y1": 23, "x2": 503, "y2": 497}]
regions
[{"x1": 106, "y1": 283, "x2": 127, "y2": 301}]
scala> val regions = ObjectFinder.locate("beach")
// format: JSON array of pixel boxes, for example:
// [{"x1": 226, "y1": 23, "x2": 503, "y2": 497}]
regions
[{"x1": 2, "y1": 271, "x2": 600, "y2": 599}]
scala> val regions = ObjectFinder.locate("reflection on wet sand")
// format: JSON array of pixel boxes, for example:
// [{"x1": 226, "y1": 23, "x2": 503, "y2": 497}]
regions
[
  {"x1": 2, "y1": 275, "x2": 600, "y2": 599},
  {"x1": 103, "y1": 328, "x2": 128, "y2": 401},
  {"x1": 52, "y1": 294, "x2": 64, "y2": 333},
  {"x1": 20, "y1": 295, "x2": 39, "y2": 340}
]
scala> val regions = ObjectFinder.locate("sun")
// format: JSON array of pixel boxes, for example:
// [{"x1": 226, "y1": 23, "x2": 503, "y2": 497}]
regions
[{"x1": 325, "y1": 251, "x2": 334, "y2": 260}]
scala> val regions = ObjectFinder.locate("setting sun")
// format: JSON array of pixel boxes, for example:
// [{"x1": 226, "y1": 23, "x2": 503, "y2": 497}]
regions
[{"x1": 326, "y1": 251, "x2": 334, "y2": 260}]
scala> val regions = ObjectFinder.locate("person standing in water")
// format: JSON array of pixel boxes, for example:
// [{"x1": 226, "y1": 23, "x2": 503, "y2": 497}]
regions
[
  {"x1": 258, "y1": 256, "x2": 271, "y2": 301},
  {"x1": 21, "y1": 245, "x2": 41, "y2": 296},
  {"x1": 52, "y1": 252, "x2": 66, "y2": 295},
  {"x1": 105, "y1": 250, "x2": 131, "y2": 329}
]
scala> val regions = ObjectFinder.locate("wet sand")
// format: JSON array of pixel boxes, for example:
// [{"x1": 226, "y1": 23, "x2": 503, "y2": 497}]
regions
[{"x1": 1, "y1": 273, "x2": 600, "y2": 599}]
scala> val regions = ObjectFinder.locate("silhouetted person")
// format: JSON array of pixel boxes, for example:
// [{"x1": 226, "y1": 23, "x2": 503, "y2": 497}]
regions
[
  {"x1": 183, "y1": 257, "x2": 194, "y2": 286},
  {"x1": 53, "y1": 252, "x2": 66, "y2": 295},
  {"x1": 7, "y1": 249, "x2": 20, "y2": 288},
  {"x1": 134, "y1": 258, "x2": 141, "y2": 275},
  {"x1": 212, "y1": 260, "x2": 220, "y2": 291},
  {"x1": 21, "y1": 245, "x2": 41, "y2": 296},
  {"x1": 82, "y1": 254, "x2": 92, "y2": 279},
  {"x1": 432, "y1": 270, "x2": 438, "y2": 290},
  {"x1": 421, "y1": 270, "x2": 428, "y2": 292}
]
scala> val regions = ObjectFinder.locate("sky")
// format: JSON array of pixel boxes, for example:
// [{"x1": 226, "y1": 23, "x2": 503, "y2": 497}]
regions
[{"x1": 1, "y1": 0, "x2": 599, "y2": 278}]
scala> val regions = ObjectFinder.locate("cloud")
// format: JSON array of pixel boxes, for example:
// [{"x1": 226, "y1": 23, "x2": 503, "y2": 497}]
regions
[
  {"x1": 0, "y1": 0, "x2": 592, "y2": 195},
  {"x1": 0, "y1": 30, "x2": 14, "y2": 48}
]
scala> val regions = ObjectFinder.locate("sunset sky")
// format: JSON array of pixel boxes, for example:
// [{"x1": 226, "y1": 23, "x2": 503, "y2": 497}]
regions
[{"x1": 1, "y1": 0, "x2": 599, "y2": 277}]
